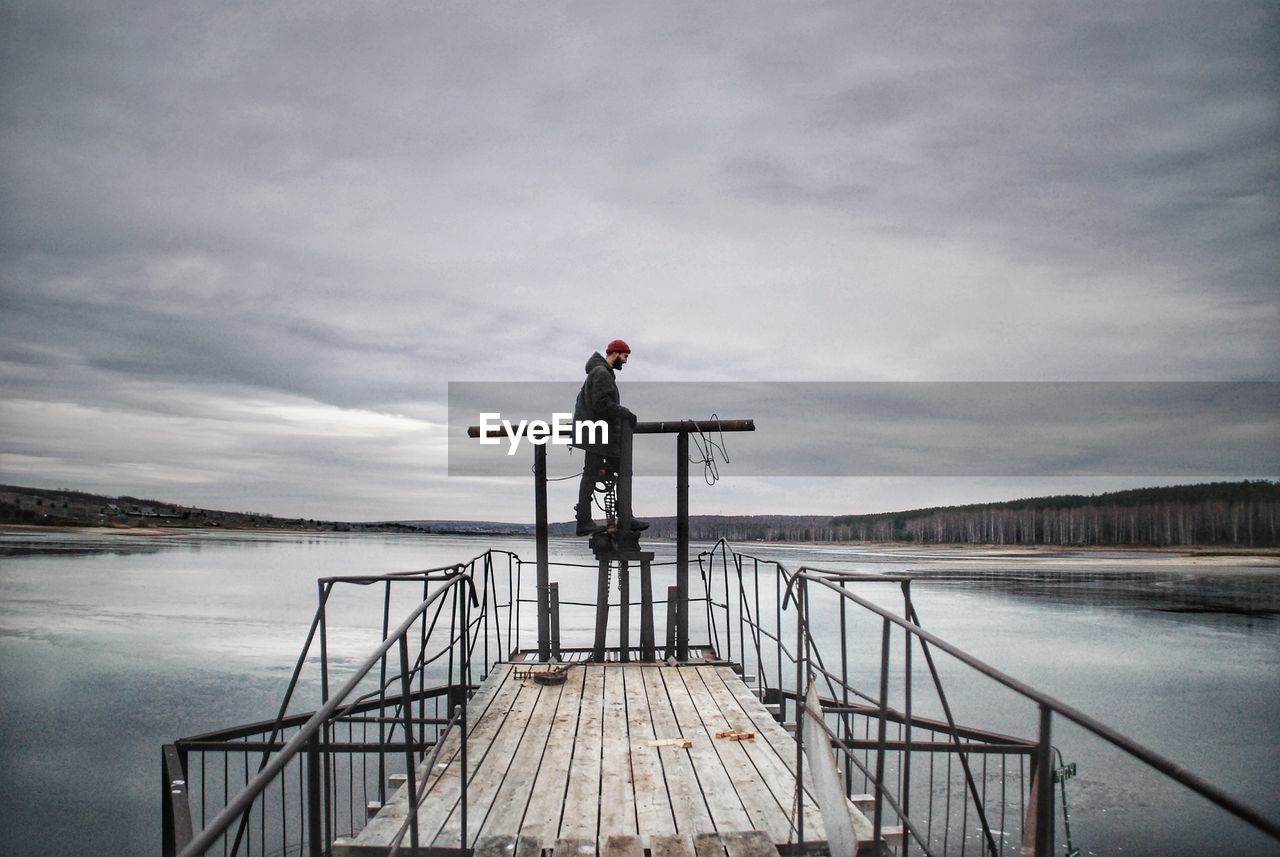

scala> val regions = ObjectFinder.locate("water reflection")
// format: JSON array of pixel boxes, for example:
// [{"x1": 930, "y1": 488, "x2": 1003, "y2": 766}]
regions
[{"x1": 904, "y1": 566, "x2": 1280, "y2": 616}]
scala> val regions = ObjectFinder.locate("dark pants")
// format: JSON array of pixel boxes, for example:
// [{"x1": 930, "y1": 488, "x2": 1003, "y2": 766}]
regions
[{"x1": 576, "y1": 452, "x2": 617, "y2": 521}]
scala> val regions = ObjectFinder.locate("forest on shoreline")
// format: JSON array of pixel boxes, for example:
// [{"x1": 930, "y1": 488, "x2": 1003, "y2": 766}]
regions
[
  {"x1": 831, "y1": 481, "x2": 1279, "y2": 547},
  {"x1": 4, "y1": 481, "x2": 1277, "y2": 547}
]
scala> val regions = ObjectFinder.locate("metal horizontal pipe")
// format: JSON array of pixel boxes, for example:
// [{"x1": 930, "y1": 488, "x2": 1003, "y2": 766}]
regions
[
  {"x1": 634, "y1": 419, "x2": 754, "y2": 433},
  {"x1": 819, "y1": 700, "x2": 1035, "y2": 746},
  {"x1": 178, "y1": 740, "x2": 438, "y2": 754},
  {"x1": 837, "y1": 739, "x2": 1034, "y2": 755},
  {"x1": 466, "y1": 418, "x2": 755, "y2": 437},
  {"x1": 177, "y1": 687, "x2": 462, "y2": 743}
]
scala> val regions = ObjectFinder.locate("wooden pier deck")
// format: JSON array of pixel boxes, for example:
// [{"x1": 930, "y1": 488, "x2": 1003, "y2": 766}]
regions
[{"x1": 334, "y1": 662, "x2": 825, "y2": 856}]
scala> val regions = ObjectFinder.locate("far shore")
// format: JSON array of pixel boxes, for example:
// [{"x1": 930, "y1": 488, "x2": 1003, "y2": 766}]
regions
[{"x1": 3, "y1": 523, "x2": 1278, "y2": 566}]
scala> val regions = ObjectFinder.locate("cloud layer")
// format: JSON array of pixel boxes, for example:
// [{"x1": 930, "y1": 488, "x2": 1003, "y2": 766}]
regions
[{"x1": 2, "y1": 1, "x2": 1276, "y2": 519}]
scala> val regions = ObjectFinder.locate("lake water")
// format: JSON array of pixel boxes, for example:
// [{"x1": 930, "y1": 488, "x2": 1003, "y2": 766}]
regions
[{"x1": 0, "y1": 531, "x2": 1277, "y2": 856}]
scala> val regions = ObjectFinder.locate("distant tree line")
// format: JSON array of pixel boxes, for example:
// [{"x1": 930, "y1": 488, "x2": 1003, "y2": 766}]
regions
[
  {"x1": 831, "y1": 481, "x2": 1280, "y2": 547},
  {"x1": 548, "y1": 515, "x2": 836, "y2": 542}
]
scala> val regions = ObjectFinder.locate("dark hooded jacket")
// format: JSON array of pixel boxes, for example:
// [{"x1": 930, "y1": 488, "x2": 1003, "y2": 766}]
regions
[{"x1": 572, "y1": 352, "x2": 630, "y2": 458}]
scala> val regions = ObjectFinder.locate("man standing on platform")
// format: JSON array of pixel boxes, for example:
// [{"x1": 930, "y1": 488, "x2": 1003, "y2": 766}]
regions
[{"x1": 573, "y1": 339, "x2": 649, "y2": 536}]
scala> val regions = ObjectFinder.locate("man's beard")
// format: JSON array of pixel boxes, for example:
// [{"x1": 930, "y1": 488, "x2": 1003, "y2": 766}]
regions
[{"x1": 611, "y1": 358, "x2": 623, "y2": 372}]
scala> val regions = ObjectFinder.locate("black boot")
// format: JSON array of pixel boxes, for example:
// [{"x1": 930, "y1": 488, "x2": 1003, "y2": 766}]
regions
[
  {"x1": 575, "y1": 504, "x2": 600, "y2": 536},
  {"x1": 625, "y1": 517, "x2": 650, "y2": 532}
]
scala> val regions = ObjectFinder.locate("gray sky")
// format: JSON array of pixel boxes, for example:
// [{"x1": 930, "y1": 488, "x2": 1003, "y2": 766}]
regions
[{"x1": 2, "y1": 1, "x2": 1277, "y2": 522}]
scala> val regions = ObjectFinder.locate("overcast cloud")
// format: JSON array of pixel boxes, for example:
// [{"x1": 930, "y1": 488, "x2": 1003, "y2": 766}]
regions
[{"x1": 1, "y1": 1, "x2": 1277, "y2": 521}]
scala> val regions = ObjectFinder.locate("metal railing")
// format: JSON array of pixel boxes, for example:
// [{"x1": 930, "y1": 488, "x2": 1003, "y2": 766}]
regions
[
  {"x1": 165, "y1": 540, "x2": 1280, "y2": 857},
  {"x1": 163, "y1": 551, "x2": 512, "y2": 857},
  {"x1": 698, "y1": 539, "x2": 1280, "y2": 856},
  {"x1": 162, "y1": 545, "x2": 718, "y2": 857}
]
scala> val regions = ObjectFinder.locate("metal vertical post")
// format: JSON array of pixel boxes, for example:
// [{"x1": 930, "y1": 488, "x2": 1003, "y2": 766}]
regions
[
  {"x1": 902, "y1": 582, "x2": 913, "y2": 855},
  {"x1": 593, "y1": 558, "x2": 610, "y2": 661},
  {"x1": 161, "y1": 745, "x2": 193, "y2": 857},
  {"x1": 398, "y1": 635, "x2": 420, "y2": 851},
  {"x1": 1035, "y1": 705, "x2": 1054, "y2": 856},
  {"x1": 618, "y1": 419, "x2": 633, "y2": 532},
  {"x1": 549, "y1": 582, "x2": 562, "y2": 660},
  {"x1": 839, "y1": 579, "x2": 850, "y2": 793},
  {"x1": 640, "y1": 559, "x2": 655, "y2": 661},
  {"x1": 378, "y1": 581, "x2": 391, "y2": 803},
  {"x1": 795, "y1": 576, "x2": 806, "y2": 845},
  {"x1": 306, "y1": 732, "x2": 322, "y2": 857},
  {"x1": 676, "y1": 427, "x2": 689, "y2": 661},
  {"x1": 458, "y1": 585, "x2": 470, "y2": 850},
  {"x1": 874, "y1": 617, "x2": 890, "y2": 847},
  {"x1": 317, "y1": 581, "x2": 332, "y2": 848},
  {"x1": 619, "y1": 559, "x2": 631, "y2": 662},
  {"x1": 665, "y1": 585, "x2": 678, "y2": 658},
  {"x1": 534, "y1": 444, "x2": 551, "y2": 661}
]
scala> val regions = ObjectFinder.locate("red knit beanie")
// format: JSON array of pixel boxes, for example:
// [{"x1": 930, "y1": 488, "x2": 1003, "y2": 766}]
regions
[{"x1": 605, "y1": 339, "x2": 631, "y2": 354}]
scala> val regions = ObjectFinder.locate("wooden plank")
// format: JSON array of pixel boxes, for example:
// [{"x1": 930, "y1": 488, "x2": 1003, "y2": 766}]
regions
[
  {"x1": 640, "y1": 667, "x2": 716, "y2": 836},
  {"x1": 434, "y1": 669, "x2": 546, "y2": 847},
  {"x1": 558, "y1": 665, "x2": 606, "y2": 840},
  {"x1": 710, "y1": 667, "x2": 820, "y2": 804},
  {"x1": 519, "y1": 665, "x2": 588, "y2": 848},
  {"x1": 672, "y1": 668, "x2": 793, "y2": 842},
  {"x1": 515, "y1": 833, "x2": 542, "y2": 857},
  {"x1": 692, "y1": 832, "x2": 727, "y2": 857},
  {"x1": 719, "y1": 830, "x2": 780, "y2": 857},
  {"x1": 474, "y1": 834, "x2": 519, "y2": 857},
  {"x1": 598, "y1": 666, "x2": 638, "y2": 835},
  {"x1": 623, "y1": 666, "x2": 678, "y2": 838},
  {"x1": 556, "y1": 836, "x2": 598, "y2": 857},
  {"x1": 693, "y1": 668, "x2": 823, "y2": 837},
  {"x1": 650, "y1": 738, "x2": 692, "y2": 749},
  {"x1": 476, "y1": 665, "x2": 571, "y2": 840},
  {"x1": 659, "y1": 666, "x2": 753, "y2": 832},
  {"x1": 353, "y1": 664, "x2": 519, "y2": 843},
  {"x1": 601, "y1": 833, "x2": 645, "y2": 857},
  {"x1": 650, "y1": 833, "x2": 698, "y2": 857}
]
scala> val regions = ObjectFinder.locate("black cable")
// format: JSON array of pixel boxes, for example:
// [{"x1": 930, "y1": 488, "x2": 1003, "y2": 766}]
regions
[{"x1": 688, "y1": 413, "x2": 730, "y2": 485}]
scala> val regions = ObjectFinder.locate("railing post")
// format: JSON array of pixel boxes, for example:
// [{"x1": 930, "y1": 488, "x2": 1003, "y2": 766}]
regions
[
  {"x1": 619, "y1": 559, "x2": 631, "y2": 661},
  {"x1": 902, "y1": 581, "x2": 913, "y2": 856},
  {"x1": 459, "y1": 584, "x2": 470, "y2": 849},
  {"x1": 665, "y1": 585, "x2": 678, "y2": 659},
  {"x1": 1035, "y1": 705, "x2": 1055, "y2": 856},
  {"x1": 398, "y1": 635, "x2": 420, "y2": 851},
  {"x1": 795, "y1": 575, "x2": 806, "y2": 845},
  {"x1": 378, "y1": 580, "x2": 392, "y2": 804},
  {"x1": 594, "y1": 558, "x2": 610, "y2": 661},
  {"x1": 306, "y1": 732, "x2": 322, "y2": 857},
  {"x1": 162, "y1": 745, "x2": 193, "y2": 857},
  {"x1": 839, "y1": 578, "x2": 851, "y2": 794},
  {"x1": 549, "y1": 581, "x2": 562, "y2": 660},
  {"x1": 676, "y1": 427, "x2": 690, "y2": 661},
  {"x1": 640, "y1": 558, "x2": 656, "y2": 661},
  {"x1": 534, "y1": 444, "x2": 551, "y2": 661},
  {"x1": 874, "y1": 616, "x2": 890, "y2": 846}
]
